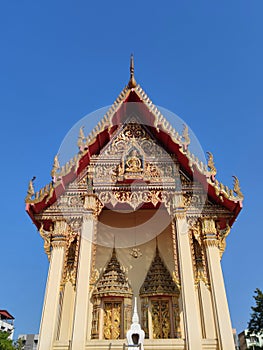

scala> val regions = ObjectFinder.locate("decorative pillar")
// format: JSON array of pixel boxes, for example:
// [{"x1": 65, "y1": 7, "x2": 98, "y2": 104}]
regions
[
  {"x1": 174, "y1": 206, "x2": 202, "y2": 350},
  {"x1": 202, "y1": 218, "x2": 235, "y2": 350},
  {"x1": 38, "y1": 220, "x2": 67, "y2": 350},
  {"x1": 71, "y1": 195, "x2": 100, "y2": 350}
]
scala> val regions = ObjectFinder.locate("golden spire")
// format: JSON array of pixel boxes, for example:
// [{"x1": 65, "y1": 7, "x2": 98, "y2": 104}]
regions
[
  {"x1": 207, "y1": 151, "x2": 217, "y2": 176},
  {"x1": 51, "y1": 155, "x2": 60, "y2": 178},
  {"x1": 128, "y1": 54, "x2": 137, "y2": 89},
  {"x1": 233, "y1": 176, "x2": 244, "y2": 199},
  {"x1": 26, "y1": 176, "x2": 36, "y2": 201},
  {"x1": 77, "y1": 126, "x2": 86, "y2": 150},
  {"x1": 182, "y1": 124, "x2": 190, "y2": 147}
]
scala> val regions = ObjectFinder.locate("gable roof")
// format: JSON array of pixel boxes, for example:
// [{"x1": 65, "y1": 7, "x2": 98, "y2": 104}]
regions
[{"x1": 25, "y1": 58, "x2": 243, "y2": 228}]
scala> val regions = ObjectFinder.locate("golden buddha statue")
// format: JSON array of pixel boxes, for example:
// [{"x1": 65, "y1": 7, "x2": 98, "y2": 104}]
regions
[{"x1": 125, "y1": 150, "x2": 142, "y2": 173}]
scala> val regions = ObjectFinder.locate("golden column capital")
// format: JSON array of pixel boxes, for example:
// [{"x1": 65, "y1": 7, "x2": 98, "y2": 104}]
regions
[
  {"x1": 84, "y1": 194, "x2": 103, "y2": 219},
  {"x1": 201, "y1": 218, "x2": 219, "y2": 248},
  {"x1": 201, "y1": 218, "x2": 217, "y2": 235},
  {"x1": 173, "y1": 210, "x2": 187, "y2": 221},
  {"x1": 51, "y1": 219, "x2": 68, "y2": 248},
  {"x1": 169, "y1": 193, "x2": 186, "y2": 220},
  {"x1": 172, "y1": 193, "x2": 185, "y2": 210}
]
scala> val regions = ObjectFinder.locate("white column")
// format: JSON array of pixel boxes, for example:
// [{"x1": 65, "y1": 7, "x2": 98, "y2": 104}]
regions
[
  {"x1": 197, "y1": 281, "x2": 216, "y2": 339},
  {"x1": 175, "y1": 212, "x2": 203, "y2": 350},
  {"x1": 38, "y1": 221, "x2": 67, "y2": 350},
  {"x1": 202, "y1": 218, "x2": 235, "y2": 350},
  {"x1": 71, "y1": 195, "x2": 98, "y2": 350},
  {"x1": 58, "y1": 281, "x2": 75, "y2": 342}
]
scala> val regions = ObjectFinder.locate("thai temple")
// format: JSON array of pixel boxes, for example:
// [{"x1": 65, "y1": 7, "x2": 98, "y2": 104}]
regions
[{"x1": 25, "y1": 56, "x2": 243, "y2": 350}]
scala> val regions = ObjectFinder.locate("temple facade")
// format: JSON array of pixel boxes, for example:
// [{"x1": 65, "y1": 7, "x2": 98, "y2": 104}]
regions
[{"x1": 26, "y1": 58, "x2": 243, "y2": 350}]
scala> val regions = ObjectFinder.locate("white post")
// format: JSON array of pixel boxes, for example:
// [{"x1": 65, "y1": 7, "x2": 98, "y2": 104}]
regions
[
  {"x1": 38, "y1": 220, "x2": 67, "y2": 350},
  {"x1": 174, "y1": 211, "x2": 203, "y2": 350},
  {"x1": 202, "y1": 218, "x2": 235, "y2": 350}
]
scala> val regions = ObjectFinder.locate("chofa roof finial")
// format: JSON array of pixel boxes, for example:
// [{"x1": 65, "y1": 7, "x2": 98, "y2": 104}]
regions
[
  {"x1": 232, "y1": 175, "x2": 244, "y2": 200},
  {"x1": 26, "y1": 176, "x2": 36, "y2": 201},
  {"x1": 128, "y1": 53, "x2": 137, "y2": 89}
]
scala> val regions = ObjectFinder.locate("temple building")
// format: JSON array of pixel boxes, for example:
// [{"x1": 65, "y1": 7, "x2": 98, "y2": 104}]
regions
[
  {"x1": 0, "y1": 310, "x2": 15, "y2": 339},
  {"x1": 25, "y1": 57, "x2": 243, "y2": 350}
]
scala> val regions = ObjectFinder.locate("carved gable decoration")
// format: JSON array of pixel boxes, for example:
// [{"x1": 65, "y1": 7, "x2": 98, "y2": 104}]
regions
[
  {"x1": 140, "y1": 247, "x2": 179, "y2": 297},
  {"x1": 92, "y1": 121, "x2": 177, "y2": 186},
  {"x1": 103, "y1": 121, "x2": 168, "y2": 158},
  {"x1": 93, "y1": 248, "x2": 133, "y2": 298}
]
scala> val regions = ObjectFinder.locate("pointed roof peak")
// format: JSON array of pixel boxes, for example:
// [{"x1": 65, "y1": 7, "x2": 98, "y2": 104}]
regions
[
  {"x1": 128, "y1": 53, "x2": 137, "y2": 89},
  {"x1": 93, "y1": 247, "x2": 132, "y2": 297},
  {"x1": 140, "y1": 248, "x2": 179, "y2": 297},
  {"x1": 112, "y1": 246, "x2": 116, "y2": 257}
]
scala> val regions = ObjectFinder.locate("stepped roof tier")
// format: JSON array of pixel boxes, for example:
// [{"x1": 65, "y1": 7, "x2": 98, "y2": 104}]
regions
[{"x1": 140, "y1": 246, "x2": 179, "y2": 297}]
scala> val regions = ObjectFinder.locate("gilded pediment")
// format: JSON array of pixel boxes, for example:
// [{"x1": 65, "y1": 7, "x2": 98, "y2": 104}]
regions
[{"x1": 91, "y1": 121, "x2": 178, "y2": 186}]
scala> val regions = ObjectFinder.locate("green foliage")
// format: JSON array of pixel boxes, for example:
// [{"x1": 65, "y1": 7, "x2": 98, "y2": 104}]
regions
[
  {"x1": 248, "y1": 288, "x2": 263, "y2": 335},
  {"x1": 13, "y1": 338, "x2": 24, "y2": 350},
  {"x1": 0, "y1": 331, "x2": 14, "y2": 350}
]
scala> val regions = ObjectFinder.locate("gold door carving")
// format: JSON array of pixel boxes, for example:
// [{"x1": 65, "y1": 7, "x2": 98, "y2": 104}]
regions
[
  {"x1": 103, "y1": 301, "x2": 122, "y2": 340},
  {"x1": 151, "y1": 299, "x2": 171, "y2": 339}
]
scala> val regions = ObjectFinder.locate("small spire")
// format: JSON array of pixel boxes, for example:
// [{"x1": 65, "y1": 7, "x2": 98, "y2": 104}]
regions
[
  {"x1": 232, "y1": 176, "x2": 244, "y2": 199},
  {"x1": 78, "y1": 126, "x2": 86, "y2": 150},
  {"x1": 132, "y1": 297, "x2": 139, "y2": 324},
  {"x1": 51, "y1": 155, "x2": 60, "y2": 179},
  {"x1": 207, "y1": 151, "x2": 217, "y2": 177},
  {"x1": 112, "y1": 237, "x2": 116, "y2": 257},
  {"x1": 128, "y1": 54, "x2": 137, "y2": 89},
  {"x1": 182, "y1": 124, "x2": 190, "y2": 149},
  {"x1": 155, "y1": 236, "x2": 159, "y2": 254},
  {"x1": 26, "y1": 176, "x2": 36, "y2": 201}
]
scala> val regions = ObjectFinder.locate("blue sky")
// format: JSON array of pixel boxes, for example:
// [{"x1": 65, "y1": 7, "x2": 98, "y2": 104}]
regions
[{"x1": 0, "y1": 0, "x2": 262, "y2": 338}]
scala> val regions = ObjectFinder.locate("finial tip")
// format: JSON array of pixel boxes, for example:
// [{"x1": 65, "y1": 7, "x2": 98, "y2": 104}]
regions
[
  {"x1": 128, "y1": 53, "x2": 137, "y2": 88},
  {"x1": 130, "y1": 53, "x2": 134, "y2": 70}
]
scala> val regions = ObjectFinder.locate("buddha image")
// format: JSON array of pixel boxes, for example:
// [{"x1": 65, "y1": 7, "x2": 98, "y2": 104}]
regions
[{"x1": 125, "y1": 149, "x2": 143, "y2": 173}]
